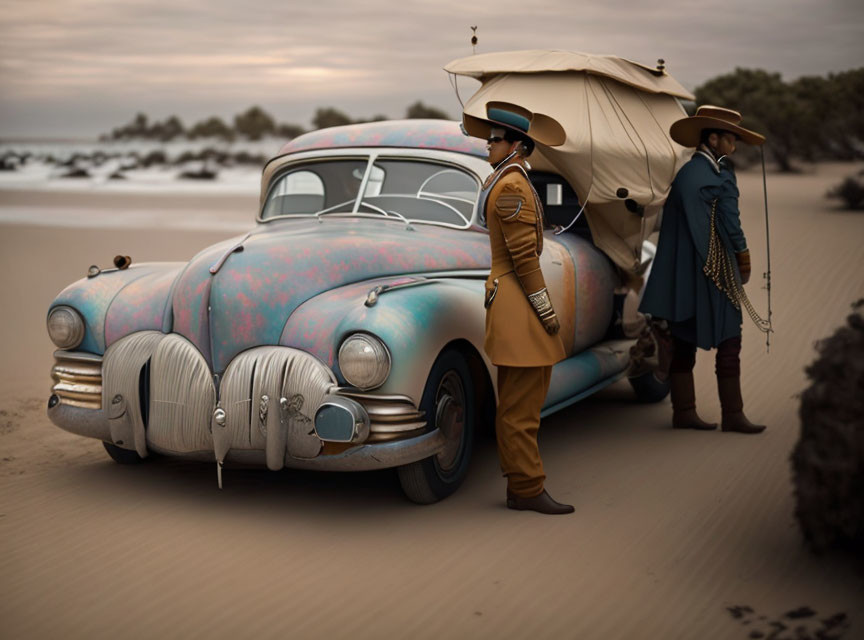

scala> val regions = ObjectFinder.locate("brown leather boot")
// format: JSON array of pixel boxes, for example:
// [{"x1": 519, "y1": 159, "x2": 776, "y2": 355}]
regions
[
  {"x1": 717, "y1": 375, "x2": 766, "y2": 434},
  {"x1": 670, "y1": 371, "x2": 717, "y2": 430},
  {"x1": 507, "y1": 489, "x2": 574, "y2": 515}
]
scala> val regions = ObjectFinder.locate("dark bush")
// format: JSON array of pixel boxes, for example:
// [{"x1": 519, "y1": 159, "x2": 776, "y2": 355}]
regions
[
  {"x1": 232, "y1": 151, "x2": 267, "y2": 165},
  {"x1": 826, "y1": 171, "x2": 864, "y2": 210},
  {"x1": 178, "y1": 166, "x2": 218, "y2": 180},
  {"x1": 174, "y1": 150, "x2": 200, "y2": 165},
  {"x1": 200, "y1": 148, "x2": 229, "y2": 165},
  {"x1": 276, "y1": 123, "x2": 305, "y2": 139},
  {"x1": 140, "y1": 150, "x2": 167, "y2": 167},
  {"x1": 312, "y1": 107, "x2": 353, "y2": 130},
  {"x1": 60, "y1": 167, "x2": 91, "y2": 178},
  {"x1": 0, "y1": 153, "x2": 21, "y2": 171},
  {"x1": 792, "y1": 299, "x2": 864, "y2": 554},
  {"x1": 405, "y1": 100, "x2": 450, "y2": 120}
]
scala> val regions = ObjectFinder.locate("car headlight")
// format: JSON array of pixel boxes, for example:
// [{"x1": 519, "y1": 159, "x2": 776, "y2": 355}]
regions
[
  {"x1": 47, "y1": 306, "x2": 85, "y2": 350},
  {"x1": 338, "y1": 333, "x2": 391, "y2": 390}
]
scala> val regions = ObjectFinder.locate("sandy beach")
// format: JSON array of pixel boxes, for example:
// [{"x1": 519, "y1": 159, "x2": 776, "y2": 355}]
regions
[{"x1": 1, "y1": 163, "x2": 862, "y2": 639}]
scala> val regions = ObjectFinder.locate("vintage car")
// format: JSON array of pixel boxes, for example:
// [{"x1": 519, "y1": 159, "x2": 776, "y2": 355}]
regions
[{"x1": 46, "y1": 118, "x2": 671, "y2": 503}]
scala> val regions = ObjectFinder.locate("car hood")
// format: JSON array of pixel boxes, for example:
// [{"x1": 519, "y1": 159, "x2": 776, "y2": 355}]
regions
[{"x1": 171, "y1": 218, "x2": 490, "y2": 373}]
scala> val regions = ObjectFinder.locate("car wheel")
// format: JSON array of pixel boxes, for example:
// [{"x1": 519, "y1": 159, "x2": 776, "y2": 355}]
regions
[
  {"x1": 397, "y1": 349, "x2": 475, "y2": 504},
  {"x1": 102, "y1": 441, "x2": 147, "y2": 464},
  {"x1": 628, "y1": 371, "x2": 670, "y2": 403}
]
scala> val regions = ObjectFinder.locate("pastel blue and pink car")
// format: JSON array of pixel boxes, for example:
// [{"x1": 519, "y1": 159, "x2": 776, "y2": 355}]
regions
[{"x1": 46, "y1": 119, "x2": 666, "y2": 503}]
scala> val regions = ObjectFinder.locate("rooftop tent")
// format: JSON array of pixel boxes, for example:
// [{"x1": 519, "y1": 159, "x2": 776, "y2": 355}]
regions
[{"x1": 445, "y1": 49, "x2": 695, "y2": 273}]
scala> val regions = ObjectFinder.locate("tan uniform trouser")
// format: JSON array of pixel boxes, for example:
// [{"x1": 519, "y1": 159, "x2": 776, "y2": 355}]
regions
[{"x1": 495, "y1": 365, "x2": 552, "y2": 498}]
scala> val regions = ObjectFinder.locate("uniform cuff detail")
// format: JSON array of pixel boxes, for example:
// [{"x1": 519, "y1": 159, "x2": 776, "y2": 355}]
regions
[{"x1": 528, "y1": 288, "x2": 555, "y2": 319}]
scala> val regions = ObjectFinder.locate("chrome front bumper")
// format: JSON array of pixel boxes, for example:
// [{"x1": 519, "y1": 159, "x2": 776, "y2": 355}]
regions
[
  {"x1": 48, "y1": 332, "x2": 432, "y2": 471},
  {"x1": 48, "y1": 402, "x2": 444, "y2": 471}
]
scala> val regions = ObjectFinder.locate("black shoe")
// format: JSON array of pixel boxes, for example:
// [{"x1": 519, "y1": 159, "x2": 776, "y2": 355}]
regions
[{"x1": 506, "y1": 489, "x2": 574, "y2": 515}]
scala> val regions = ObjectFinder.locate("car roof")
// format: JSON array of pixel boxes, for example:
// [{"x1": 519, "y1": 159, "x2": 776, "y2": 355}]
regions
[{"x1": 274, "y1": 119, "x2": 488, "y2": 159}]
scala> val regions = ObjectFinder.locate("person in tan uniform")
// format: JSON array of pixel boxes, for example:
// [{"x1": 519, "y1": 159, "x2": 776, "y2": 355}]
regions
[{"x1": 463, "y1": 101, "x2": 573, "y2": 514}]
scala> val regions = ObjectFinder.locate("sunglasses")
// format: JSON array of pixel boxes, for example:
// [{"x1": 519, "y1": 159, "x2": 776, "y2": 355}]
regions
[{"x1": 486, "y1": 136, "x2": 504, "y2": 144}]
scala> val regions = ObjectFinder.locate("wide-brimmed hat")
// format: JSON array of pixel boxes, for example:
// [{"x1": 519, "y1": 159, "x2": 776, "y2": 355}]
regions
[
  {"x1": 670, "y1": 105, "x2": 765, "y2": 147},
  {"x1": 462, "y1": 101, "x2": 566, "y2": 147}
]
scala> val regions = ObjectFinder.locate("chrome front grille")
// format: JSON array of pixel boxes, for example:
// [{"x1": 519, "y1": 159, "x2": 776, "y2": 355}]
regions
[
  {"x1": 51, "y1": 351, "x2": 102, "y2": 410},
  {"x1": 335, "y1": 389, "x2": 426, "y2": 442}
]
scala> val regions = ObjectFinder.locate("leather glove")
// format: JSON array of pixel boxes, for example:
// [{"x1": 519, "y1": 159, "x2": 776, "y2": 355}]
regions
[
  {"x1": 542, "y1": 314, "x2": 560, "y2": 336},
  {"x1": 736, "y1": 250, "x2": 751, "y2": 285}
]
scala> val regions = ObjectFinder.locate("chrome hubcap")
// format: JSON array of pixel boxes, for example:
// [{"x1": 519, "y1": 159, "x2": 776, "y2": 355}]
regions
[{"x1": 435, "y1": 370, "x2": 465, "y2": 472}]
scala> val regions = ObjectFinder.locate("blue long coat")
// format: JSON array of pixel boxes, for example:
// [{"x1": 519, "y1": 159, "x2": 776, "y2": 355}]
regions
[{"x1": 639, "y1": 152, "x2": 748, "y2": 350}]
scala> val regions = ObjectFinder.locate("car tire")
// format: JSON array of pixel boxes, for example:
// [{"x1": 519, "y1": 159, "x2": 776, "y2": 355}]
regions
[
  {"x1": 397, "y1": 349, "x2": 475, "y2": 504},
  {"x1": 628, "y1": 371, "x2": 670, "y2": 403},
  {"x1": 102, "y1": 441, "x2": 147, "y2": 464}
]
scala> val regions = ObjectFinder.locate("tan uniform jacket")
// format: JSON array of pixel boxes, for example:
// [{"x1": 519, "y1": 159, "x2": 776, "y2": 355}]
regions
[{"x1": 484, "y1": 168, "x2": 567, "y2": 367}]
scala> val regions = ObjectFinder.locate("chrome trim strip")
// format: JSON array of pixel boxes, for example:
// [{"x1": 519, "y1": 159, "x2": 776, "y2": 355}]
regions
[
  {"x1": 52, "y1": 381, "x2": 102, "y2": 400},
  {"x1": 53, "y1": 350, "x2": 103, "y2": 363},
  {"x1": 365, "y1": 279, "x2": 439, "y2": 307},
  {"x1": 209, "y1": 232, "x2": 251, "y2": 275},
  {"x1": 333, "y1": 388, "x2": 427, "y2": 435},
  {"x1": 51, "y1": 364, "x2": 101, "y2": 382},
  {"x1": 333, "y1": 389, "x2": 416, "y2": 402},
  {"x1": 366, "y1": 421, "x2": 427, "y2": 434}
]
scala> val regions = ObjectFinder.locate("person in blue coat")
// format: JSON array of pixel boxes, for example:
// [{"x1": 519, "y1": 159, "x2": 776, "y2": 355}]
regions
[{"x1": 640, "y1": 106, "x2": 766, "y2": 434}]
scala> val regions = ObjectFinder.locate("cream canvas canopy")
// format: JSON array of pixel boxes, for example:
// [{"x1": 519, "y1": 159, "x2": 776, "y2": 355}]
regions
[{"x1": 445, "y1": 49, "x2": 695, "y2": 273}]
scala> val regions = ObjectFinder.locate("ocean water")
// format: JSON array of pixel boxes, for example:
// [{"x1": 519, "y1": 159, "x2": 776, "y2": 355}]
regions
[{"x1": 0, "y1": 137, "x2": 282, "y2": 195}]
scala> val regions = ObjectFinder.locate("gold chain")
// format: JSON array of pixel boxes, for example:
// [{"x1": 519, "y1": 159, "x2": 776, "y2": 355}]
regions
[{"x1": 703, "y1": 200, "x2": 772, "y2": 333}]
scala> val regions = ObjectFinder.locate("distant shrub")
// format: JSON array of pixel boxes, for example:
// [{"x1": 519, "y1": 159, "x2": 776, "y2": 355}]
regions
[
  {"x1": 792, "y1": 299, "x2": 864, "y2": 554},
  {"x1": 277, "y1": 123, "x2": 305, "y2": 139},
  {"x1": 178, "y1": 166, "x2": 218, "y2": 180},
  {"x1": 0, "y1": 153, "x2": 21, "y2": 171},
  {"x1": 174, "y1": 150, "x2": 199, "y2": 165},
  {"x1": 140, "y1": 150, "x2": 167, "y2": 167},
  {"x1": 405, "y1": 100, "x2": 450, "y2": 120},
  {"x1": 61, "y1": 167, "x2": 91, "y2": 178},
  {"x1": 826, "y1": 171, "x2": 864, "y2": 210},
  {"x1": 200, "y1": 148, "x2": 229, "y2": 165},
  {"x1": 232, "y1": 151, "x2": 267, "y2": 165}
]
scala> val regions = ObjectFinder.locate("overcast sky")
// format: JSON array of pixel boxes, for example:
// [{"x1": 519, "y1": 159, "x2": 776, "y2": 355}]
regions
[{"x1": 1, "y1": 0, "x2": 861, "y2": 138}]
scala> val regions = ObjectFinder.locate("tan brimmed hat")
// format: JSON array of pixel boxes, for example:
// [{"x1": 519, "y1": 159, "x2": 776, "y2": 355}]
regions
[
  {"x1": 670, "y1": 105, "x2": 766, "y2": 147},
  {"x1": 463, "y1": 100, "x2": 566, "y2": 147}
]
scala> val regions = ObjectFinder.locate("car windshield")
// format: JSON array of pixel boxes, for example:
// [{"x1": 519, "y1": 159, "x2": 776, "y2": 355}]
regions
[{"x1": 261, "y1": 157, "x2": 480, "y2": 228}]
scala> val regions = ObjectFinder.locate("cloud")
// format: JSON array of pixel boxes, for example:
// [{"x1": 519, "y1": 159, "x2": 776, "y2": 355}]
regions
[{"x1": 0, "y1": 0, "x2": 861, "y2": 136}]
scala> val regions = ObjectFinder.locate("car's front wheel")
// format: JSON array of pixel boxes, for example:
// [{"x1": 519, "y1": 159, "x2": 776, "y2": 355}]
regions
[
  {"x1": 397, "y1": 349, "x2": 475, "y2": 504},
  {"x1": 102, "y1": 441, "x2": 147, "y2": 464}
]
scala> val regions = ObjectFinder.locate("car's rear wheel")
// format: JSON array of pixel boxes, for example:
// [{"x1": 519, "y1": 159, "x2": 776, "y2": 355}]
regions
[
  {"x1": 397, "y1": 349, "x2": 475, "y2": 504},
  {"x1": 102, "y1": 441, "x2": 147, "y2": 464}
]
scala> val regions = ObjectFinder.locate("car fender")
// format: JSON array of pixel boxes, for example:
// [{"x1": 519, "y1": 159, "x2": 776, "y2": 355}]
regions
[
  {"x1": 280, "y1": 276, "x2": 491, "y2": 405},
  {"x1": 49, "y1": 262, "x2": 184, "y2": 354}
]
